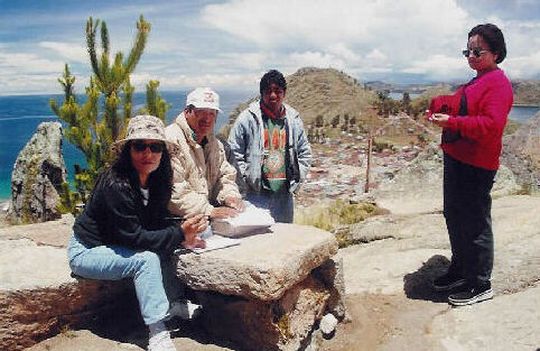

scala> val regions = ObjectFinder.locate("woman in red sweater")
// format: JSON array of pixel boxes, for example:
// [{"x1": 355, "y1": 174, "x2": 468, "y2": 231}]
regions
[{"x1": 428, "y1": 23, "x2": 513, "y2": 306}]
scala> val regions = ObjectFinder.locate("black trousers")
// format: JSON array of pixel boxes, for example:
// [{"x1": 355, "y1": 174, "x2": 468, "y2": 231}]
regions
[{"x1": 443, "y1": 153, "x2": 497, "y2": 286}]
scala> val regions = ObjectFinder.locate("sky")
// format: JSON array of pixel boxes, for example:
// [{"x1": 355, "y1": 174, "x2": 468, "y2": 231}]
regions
[{"x1": 1, "y1": 0, "x2": 540, "y2": 96}]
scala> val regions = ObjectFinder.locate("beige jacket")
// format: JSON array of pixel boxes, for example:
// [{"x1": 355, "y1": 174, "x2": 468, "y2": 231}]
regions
[{"x1": 165, "y1": 112, "x2": 241, "y2": 217}]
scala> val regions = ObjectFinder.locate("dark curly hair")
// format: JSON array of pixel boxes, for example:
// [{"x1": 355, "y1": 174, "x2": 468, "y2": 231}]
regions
[
  {"x1": 260, "y1": 69, "x2": 287, "y2": 96},
  {"x1": 468, "y1": 23, "x2": 507, "y2": 64},
  {"x1": 111, "y1": 141, "x2": 173, "y2": 213}
]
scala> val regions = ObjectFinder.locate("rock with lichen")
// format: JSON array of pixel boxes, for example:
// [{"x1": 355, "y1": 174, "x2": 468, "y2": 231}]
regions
[{"x1": 8, "y1": 122, "x2": 66, "y2": 224}]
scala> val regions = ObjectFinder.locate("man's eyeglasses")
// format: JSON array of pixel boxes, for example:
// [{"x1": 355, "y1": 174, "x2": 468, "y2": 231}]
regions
[
  {"x1": 462, "y1": 48, "x2": 488, "y2": 58},
  {"x1": 131, "y1": 141, "x2": 165, "y2": 153}
]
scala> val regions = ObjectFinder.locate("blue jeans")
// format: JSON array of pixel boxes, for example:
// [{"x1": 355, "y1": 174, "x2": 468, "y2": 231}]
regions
[
  {"x1": 246, "y1": 190, "x2": 294, "y2": 223},
  {"x1": 67, "y1": 235, "x2": 182, "y2": 325}
]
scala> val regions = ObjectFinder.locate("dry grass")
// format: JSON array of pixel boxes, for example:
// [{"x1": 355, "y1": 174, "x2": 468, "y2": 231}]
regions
[{"x1": 294, "y1": 199, "x2": 385, "y2": 248}]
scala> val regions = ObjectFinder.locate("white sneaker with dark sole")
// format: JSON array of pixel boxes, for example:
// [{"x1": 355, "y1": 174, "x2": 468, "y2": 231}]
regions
[{"x1": 448, "y1": 287, "x2": 494, "y2": 306}]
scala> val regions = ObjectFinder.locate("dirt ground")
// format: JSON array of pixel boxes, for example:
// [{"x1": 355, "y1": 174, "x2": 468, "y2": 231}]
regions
[
  {"x1": 26, "y1": 292, "x2": 448, "y2": 351},
  {"x1": 319, "y1": 293, "x2": 449, "y2": 351}
]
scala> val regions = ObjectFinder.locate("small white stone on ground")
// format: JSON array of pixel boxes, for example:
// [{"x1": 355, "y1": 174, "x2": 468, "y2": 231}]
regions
[{"x1": 320, "y1": 313, "x2": 338, "y2": 335}]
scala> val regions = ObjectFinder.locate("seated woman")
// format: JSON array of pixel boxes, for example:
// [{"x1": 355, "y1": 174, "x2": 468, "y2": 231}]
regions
[{"x1": 67, "y1": 115, "x2": 207, "y2": 351}]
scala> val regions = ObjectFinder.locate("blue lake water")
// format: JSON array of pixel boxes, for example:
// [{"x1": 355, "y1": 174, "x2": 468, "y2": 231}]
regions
[
  {"x1": 0, "y1": 93, "x2": 538, "y2": 201},
  {"x1": 0, "y1": 91, "x2": 254, "y2": 200},
  {"x1": 508, "y1": 105, "x2": 540, "y2": 123}
]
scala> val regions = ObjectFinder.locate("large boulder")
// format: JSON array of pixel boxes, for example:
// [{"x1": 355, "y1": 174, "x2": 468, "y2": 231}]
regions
[{"x1": 8, "y1": 122, "x2": 67, "y2": 224}]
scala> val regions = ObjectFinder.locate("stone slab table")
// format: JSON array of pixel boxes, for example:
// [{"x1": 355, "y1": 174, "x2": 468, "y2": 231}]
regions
[{"x1": 176, "y1": 223, "x2": 345, "y2": 351}]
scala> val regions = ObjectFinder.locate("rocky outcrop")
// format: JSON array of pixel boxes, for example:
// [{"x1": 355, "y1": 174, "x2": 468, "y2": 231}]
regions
[{"x1": 8, "y1": 122, "x2": 67, "y2": 224}]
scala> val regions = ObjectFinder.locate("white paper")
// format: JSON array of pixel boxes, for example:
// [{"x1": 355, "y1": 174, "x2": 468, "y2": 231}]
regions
[
  {"x1": 190, "y1": 234, "x2": 241, "y2": 254},
  {"x1": 175, "y1": 227, "x2": 241, "y2": 254},
  {"x1": 211, "y1": 203, "x2": 274, "y2": 237}
]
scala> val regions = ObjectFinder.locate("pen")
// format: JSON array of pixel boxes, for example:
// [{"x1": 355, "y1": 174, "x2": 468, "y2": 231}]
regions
[
  {"x1": 165, "y1": 216, "x2": 185, "y2": 222},
  {"x1": 165, "y1": 216, "x2": 211, "y2": 222}
]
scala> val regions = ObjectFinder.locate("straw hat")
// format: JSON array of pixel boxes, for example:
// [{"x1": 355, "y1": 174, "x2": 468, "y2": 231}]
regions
[{"x1": 111, "y1": 115, "x2": 179, "y2": 155}]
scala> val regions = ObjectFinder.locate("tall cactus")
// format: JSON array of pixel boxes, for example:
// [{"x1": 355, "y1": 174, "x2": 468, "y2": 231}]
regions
[{"x1": 50, "y1": 15, "x2": 167, "y2": 212}]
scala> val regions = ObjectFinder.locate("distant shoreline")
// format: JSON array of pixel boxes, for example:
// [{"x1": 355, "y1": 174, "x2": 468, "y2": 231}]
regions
[{"x1": 512, "y1": 103, "x2": 540, "y2": 108}]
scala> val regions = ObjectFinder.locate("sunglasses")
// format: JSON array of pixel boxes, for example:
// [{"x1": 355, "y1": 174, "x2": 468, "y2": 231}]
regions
[
  {"x1": 131, "y1": 141, "x2": 165, "y2": 153},
  {"x1": 462, "y1": 48, "x2": 488, "y2": 58}
]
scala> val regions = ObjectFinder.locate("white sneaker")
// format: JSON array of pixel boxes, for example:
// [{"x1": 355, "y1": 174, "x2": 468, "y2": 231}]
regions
[
  {"x1": 167, "y1": 300, "x2": 202, "y2": 320},
  {"x1": 148, "y1": 321, "x2": 176, "y2": 351}
]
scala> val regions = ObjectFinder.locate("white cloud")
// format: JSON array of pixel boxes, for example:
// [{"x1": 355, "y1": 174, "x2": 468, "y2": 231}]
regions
[
  {"x1": 0, "y1": 51, "x2": 63, "y2": 74},
  {"x1": 2, "y1": 0, "x2": 540, "y2": 95},
  {"x1": 132, "y1": 72, "x2": 259, "y2": 91},
  {"x1": 287, "y1": 51, "x2": 346, "y2": 70},
  {"x1": 39, "y1": 42, "x2": 88, "y2": 63},
  {"x1": 202, "y1": 1, "x2": 469, "y2": 47},
  {"x1": 201, "y1": 0, "x2": 472, "y2": 78},
  {"x1": 504, "y1": 51, "x2": 540, "y2": 79},
  {"x1": 365, "y1": 49, "x2": 387, "y2": 62},
  {"x1": 402, "y1": 54, "x2": 466, "y2": 79}
]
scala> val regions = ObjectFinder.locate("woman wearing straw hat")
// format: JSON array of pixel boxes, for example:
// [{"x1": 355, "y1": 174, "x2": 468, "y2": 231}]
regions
[{"x1": 67, "y1": 115, "x2": 207, "y2": 351}]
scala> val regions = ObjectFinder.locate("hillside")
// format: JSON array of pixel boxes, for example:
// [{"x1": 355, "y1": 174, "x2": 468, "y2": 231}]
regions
[
  {"x1": 502, "y1": 110, "x2": 540, "y2": 186},
  {"x1": 366, "y1": 79, "x2": 540, "y2": 107},
  {"x1": 285, "y1": 67, "x2": 377, "y2": 125},
  {"x1": 221, "y1": 67, "x2": 378, "y2": 136},
  {"x1": 512, "y1": 80, "x2": 540, "y2": 105}
]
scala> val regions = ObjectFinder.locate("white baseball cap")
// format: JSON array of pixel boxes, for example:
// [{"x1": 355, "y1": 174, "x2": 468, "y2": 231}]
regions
[{"x1": 186, "y1": 87, "x2": 221, "y2": 112}]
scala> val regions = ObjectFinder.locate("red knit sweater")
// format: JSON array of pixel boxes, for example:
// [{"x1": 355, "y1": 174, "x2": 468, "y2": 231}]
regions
[{"x1": 441, "y1": 68, "x2": 513, "y2": 170}]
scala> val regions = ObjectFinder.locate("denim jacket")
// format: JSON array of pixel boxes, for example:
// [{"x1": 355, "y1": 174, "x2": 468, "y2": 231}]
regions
[{"x1": 228, "y1": 100, "x2": 312, "y2": 194}]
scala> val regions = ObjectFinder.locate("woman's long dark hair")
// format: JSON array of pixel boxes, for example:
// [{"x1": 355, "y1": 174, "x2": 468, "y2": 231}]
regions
[{"x1": 111, "y1": 140, "x2": 173, "y2": 213}]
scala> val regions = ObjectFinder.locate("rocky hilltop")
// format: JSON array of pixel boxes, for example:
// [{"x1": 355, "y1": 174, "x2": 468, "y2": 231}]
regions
[{"x1": 284, "y1": 67, "x2": 376, "y2": 125}]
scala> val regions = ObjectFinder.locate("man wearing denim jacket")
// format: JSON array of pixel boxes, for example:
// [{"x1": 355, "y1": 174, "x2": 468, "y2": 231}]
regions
[{"x1": 228, "y1": 70, "x2": 312, "y2": 223}]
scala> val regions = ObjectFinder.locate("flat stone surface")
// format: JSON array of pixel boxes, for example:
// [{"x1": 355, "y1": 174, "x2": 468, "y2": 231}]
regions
[
  {"x1": 340, "y1": 195, "x2": 540, "y2": 297},
  {"x1": 340, "y1": 245, "x2": 449, "y2": 295},
  {"x1": 0, "y1": 238, "x2": 73, "y2": 290},
  {"x1": 177, "y1": 223, "x2": 338, "y2": 301},
  {"x1": 431, "y1": 285, "x2": 540, "y2": 351},
  {"x1": 0, "y1": 214, "x2": 73, "y2": 248}
]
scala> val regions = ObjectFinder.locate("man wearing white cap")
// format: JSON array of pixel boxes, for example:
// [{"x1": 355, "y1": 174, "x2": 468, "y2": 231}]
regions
[{"x1": 165, "y1": 87, "x2": 244, "y2": 220}]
